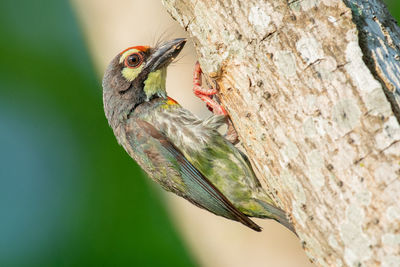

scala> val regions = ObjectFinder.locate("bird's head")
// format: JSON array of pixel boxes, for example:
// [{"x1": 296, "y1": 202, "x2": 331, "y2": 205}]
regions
[{"x1": 102, "y1": 38, "x2": 186, "y2": 127}]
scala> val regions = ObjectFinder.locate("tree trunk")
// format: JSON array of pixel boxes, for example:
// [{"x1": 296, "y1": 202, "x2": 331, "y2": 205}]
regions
[{"x1": 161, "y1": 0, "x2": 400, "y2": 266}]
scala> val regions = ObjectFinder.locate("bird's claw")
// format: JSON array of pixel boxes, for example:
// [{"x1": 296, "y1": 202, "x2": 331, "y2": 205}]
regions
[
  {"x1": 192, "y1": 61, "x2": 238, "y2": 144},
  {"x1": 193, "y1": 61, "x2": 227, "y2": 116}
]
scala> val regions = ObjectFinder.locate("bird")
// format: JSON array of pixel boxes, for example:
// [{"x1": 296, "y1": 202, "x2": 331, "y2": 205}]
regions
[{"x1": 102, "y1": 38, "x2": 295, "y2": 234}]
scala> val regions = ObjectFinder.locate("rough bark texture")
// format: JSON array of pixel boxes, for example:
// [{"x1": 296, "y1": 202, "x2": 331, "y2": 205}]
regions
[{"x1": 161, "y1": 0, "x2": 400, "y2": 266}]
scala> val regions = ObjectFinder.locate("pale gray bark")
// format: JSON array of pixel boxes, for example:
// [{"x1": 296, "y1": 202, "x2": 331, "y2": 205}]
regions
[{"x1": 162, "y1": 0, "x2": 400, "y2": 266}]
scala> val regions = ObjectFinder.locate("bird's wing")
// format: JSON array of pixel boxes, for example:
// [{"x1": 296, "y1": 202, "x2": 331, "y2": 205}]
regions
[{"x1": 135, "y1": 119, "x2": 261, "y2": 232}]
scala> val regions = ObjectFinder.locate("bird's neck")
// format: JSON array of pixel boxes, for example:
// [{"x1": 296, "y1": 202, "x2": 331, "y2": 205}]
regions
[{"x1": 143, "y1": 67, "x2": 167, "y2": 101}]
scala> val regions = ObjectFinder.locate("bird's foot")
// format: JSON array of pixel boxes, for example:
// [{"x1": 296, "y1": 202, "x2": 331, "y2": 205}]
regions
[
  {"x1": 193, "y1": 61, "x2": 239, "y2": 144},
  {"x1": 193, "y1": 61, "x2": 227, "y2": 115}
]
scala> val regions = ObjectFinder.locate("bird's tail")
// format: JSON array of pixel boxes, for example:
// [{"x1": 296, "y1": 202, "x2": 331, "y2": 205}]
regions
[{"x1": 254, "y1": 199, "x2": 297, "y2": 235}]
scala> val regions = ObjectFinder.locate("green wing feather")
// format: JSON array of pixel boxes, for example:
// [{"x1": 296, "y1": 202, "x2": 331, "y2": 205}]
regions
[{"x1": 136, "y1": 119, "x2": 262, "y2": 232}]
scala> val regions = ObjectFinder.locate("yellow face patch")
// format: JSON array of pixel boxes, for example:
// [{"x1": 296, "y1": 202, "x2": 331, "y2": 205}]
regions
[
  {"x1": 120, "y1": 48, "x2": 143, "y2": 82},
  {"x1": 119, "y1": 46, "x2": 167, "y2": 100},
  {"x1": 122, "y1": 65, "x2": 144, "y2": 82},
  {"x1": 143, "y1": 68, "x2": 167, "y2": 100}
]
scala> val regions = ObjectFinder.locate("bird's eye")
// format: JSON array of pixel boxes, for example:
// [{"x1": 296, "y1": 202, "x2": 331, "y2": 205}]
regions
[{"x1": 125, "y1": 53, "x2": 143, "y2": 68}]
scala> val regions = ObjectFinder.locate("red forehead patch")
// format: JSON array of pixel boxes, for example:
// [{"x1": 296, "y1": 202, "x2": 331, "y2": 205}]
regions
[{"x1": 119, "y1": 46, "x2": 150, "y2": 55}]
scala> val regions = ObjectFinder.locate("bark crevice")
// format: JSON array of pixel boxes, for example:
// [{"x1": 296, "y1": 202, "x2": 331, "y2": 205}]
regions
[{"x1": 344, "y1": 0, "x2": 400, "y2": 122}]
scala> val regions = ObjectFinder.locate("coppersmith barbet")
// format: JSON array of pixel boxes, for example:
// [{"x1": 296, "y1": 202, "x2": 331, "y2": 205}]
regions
[{"x1": 102, "y1": 38, "x2": 295, "y2": 233}]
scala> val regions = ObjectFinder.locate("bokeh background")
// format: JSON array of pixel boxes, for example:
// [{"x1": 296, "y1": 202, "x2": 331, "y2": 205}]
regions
[{"x1": 0, "y1": 0, "x2": 398, "y2": 266}]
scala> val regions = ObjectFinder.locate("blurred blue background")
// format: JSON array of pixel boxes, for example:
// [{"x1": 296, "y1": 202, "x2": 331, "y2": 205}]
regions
[{"x1": 0, "y1": 0, "x2": 398, "y2": 266}]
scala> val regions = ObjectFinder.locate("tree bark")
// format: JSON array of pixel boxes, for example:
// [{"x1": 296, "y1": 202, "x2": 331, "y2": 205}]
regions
[{"x1": 162, "y1": 0, "x2": 400, "y2": 266}]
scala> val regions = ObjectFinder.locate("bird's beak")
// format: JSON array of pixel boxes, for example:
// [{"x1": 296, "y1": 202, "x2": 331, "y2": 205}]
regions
[{"x1": 145, "y1": 38, "x2": 186, "y2": 73}]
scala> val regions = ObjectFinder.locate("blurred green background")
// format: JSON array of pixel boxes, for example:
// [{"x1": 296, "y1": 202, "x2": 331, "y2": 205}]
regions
[
  {"x1": 0, "y1": 0, "x2": 398, "y2": 266},
  {"x1": 0, "y1": 0, "x2": 195, "y2": 266}
]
